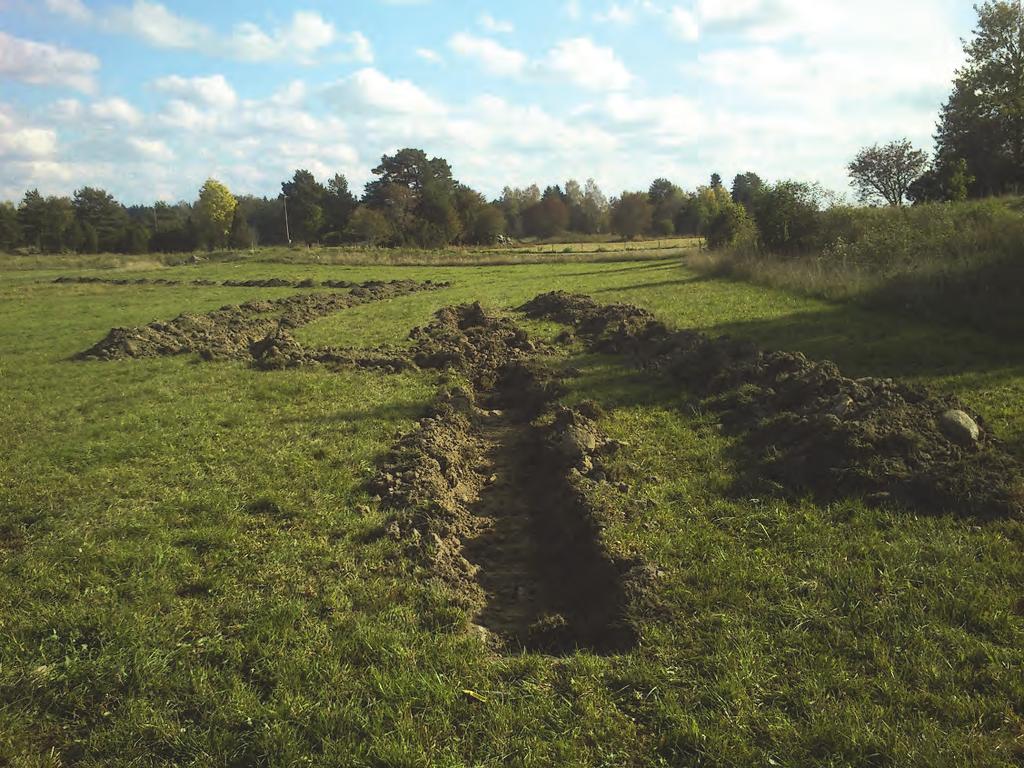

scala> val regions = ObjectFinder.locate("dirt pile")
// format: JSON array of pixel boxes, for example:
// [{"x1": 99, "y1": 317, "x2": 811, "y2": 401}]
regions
[
  {"x1": 522, "y1": 291, "x2": 1024, "y2": 519},
  {"x1": 249, "y1": 328, "x2": 415, "y2": 374},
  {"x1": 370, "y1": 304, "x2": 642, "y2": 653},
  {"x1": 52, "y1": 276, "x2": 361, "y2": 289},
  {"x1": 75, "y1": 280, "x2": 445, "y2": 362}
]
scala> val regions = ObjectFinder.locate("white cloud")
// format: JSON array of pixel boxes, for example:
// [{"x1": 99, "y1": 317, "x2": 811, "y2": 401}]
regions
[
  {"x1": 602, "y1": 92, "x2": 702, "y2": 147},
  {"x1": 416, "y1": 48, "x2": 443, "y2": 64},
  {"x1": 128, "y1": 137, "x2": 173, "y2": 162},
  {"x1": 0, "y1": 127, "x2": 59, "y2": 159},
  {"x1": 448, "y1": 33, "x2": 527, "y2": 77},
  {"x1": 0, "y1": 31, "x2": 99, "y2": 93},
  {"x1": 668, "y1": 7, "x2": 700, "y2": 41},
  {"x1": 544, "y1": 38, "x2": 633, "y2": 91},
  {"x1": 153, "y1": 74, "x2": 238, "y2": 109},
  {"x1": 107, "y1": 3, "x2": 365, "y2": 64},
  {"x1": 270, "y1": 80, "x2": 308, "y2": 107},
  {"x1": 326, "y1": 68, "x2": 446, "y2": 115},
  {"x1": 565, "y1": 0, "x2": 583, "y2": 20},
  {"x1": 343, "y1": 31, "x2": 375, "y2": 64},
  {"x1": 479, "y1": 13, "x2": 514, "y2": 34},
  {"x1": 44, "y1": 0, "x2": 93, "y2": 22},
  {"x1": 51, "y1": 98, "x2": 83, "y2": 120},
  {"x1": 90, "y1": 97, "x2": 142, "y2": 125},
  {"x1": 229, "y1": 10, "x2": 336, "y2": 63},
  {"x1": 596, "y1": 3, "x2": 637, "y2": 24},
  {"x1": 111, "y1": 0, "x2": 211, "y2": 49}
]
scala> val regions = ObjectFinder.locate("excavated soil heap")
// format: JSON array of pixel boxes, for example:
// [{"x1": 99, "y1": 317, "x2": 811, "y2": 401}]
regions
[
  {"x1": 52, "y1": 276, "x2": 358, "y2": 289},
  {"x1": 75, "y1": 280, "x2": 445, "y2": 362},
  {"x1": 521, "y1": 291, "x2": 1024, "y2": 519}
]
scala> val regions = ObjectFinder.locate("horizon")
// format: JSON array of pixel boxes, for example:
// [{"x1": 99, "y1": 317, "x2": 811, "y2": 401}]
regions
[{"x1": 1, "y1": 0, "x2": 975, "y2": 205}]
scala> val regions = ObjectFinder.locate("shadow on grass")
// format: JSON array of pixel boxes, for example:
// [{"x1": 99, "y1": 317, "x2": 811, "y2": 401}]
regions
[
  {"x1": 701, "y1": 304, "x2": 1024, "y2": 381},
  {"x1": 861, "y1": 254, "x2": 1024, "y2": 342},
  {"x1": 593, "y1": 275, "x2": 709, "y2": 294},
  {"x1": 555, "y1": 259, "x2": 681, "y2": 278}
]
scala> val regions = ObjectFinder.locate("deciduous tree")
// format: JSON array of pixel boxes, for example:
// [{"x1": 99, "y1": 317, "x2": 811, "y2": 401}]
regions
[
  {"x1": 848, "y1": 139, "x2": 928, "y2": 206},
  {"x1": 610, "y1": 191, "x2": 653, "y2": 239},
  {"x1": 934, "y1": 1, "x2": 1024, "y2": 195},
  {"x1": 195, "y1": 178, "x2": 237, "y2": 249}
]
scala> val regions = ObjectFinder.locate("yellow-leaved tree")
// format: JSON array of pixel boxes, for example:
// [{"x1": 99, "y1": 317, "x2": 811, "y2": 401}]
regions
[{"x1": 195, "y1": 178, "x2": 236, "y2": 249}]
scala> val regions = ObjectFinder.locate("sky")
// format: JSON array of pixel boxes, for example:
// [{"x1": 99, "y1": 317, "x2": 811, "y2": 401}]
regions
[{"x1": 0, "y1": 0, "x2": 976, "y2": 204}]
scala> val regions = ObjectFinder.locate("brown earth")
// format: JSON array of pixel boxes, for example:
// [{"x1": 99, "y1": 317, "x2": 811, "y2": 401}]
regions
[
  {"x1": 521, "y1": 291, "x2": 1024, "y2": 520},
  {"x1": 74, "y1": 280, "x2": 446, "y2": 362},
  {"x1": 370, "y1": 304, "x2": 643, "y2": 654},
  {"x1": 53, "y1": 276, "x2": 358, "y2": 289}
]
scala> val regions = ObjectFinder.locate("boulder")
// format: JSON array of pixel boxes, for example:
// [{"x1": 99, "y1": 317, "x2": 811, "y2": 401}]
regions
[{"x1": 939, "y1": 409, "x2": 981, "y2": 447}]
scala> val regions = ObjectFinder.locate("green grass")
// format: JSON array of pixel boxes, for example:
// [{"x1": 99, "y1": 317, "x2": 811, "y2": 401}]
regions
[
  {"x1": 2, "y1": 256, "x2": 1023, "y2": 766},
  {"x1": 0, "y1": 236, "x2": 702, "y2": 272}
]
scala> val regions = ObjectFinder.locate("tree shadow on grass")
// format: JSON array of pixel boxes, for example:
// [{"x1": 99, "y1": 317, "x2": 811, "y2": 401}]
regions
[
  {"x1": 592, "y1": 275, "x2": 710, "y2": 294},
  {"x1": 701, "y1": 304, "x2": 1024, "y2": 381},
  {"x1": 555, "y1": 259, "x2": 681, "y2": 278}
]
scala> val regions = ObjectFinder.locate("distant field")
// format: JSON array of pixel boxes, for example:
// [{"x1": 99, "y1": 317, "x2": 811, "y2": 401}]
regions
[
  {"x1": 2, "y1": 256, "x2": 1023, "y2": 766},
  {"x1": 0, "y1": 236, "x2": 703, "y2": 272}
]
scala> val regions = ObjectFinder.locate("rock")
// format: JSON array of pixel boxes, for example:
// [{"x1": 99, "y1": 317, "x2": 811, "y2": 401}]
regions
[
  {"x1": 940, "y1": 409, "x2": 981, "y2": 446},
  {"x1": 556, "y1": 424, "x2": 600, "y2": 461},
  {"x1": 832, "y1": 396, "x2": 855, "y2": 417}
]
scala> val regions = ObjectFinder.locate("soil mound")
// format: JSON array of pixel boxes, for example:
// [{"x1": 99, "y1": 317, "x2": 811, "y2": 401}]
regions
[
  {"x1": 52, "y1": 276, "x2": 362, "y2": 289},
  {"x1": 249, "y1": 328, "x2": 415, "y2": 374},
  {"x1": 522, "y1": 291, "x2": 1024, "y2": 519},
  {"x1": 75, "y1": 280, "x2": 445, "y2": 362}
]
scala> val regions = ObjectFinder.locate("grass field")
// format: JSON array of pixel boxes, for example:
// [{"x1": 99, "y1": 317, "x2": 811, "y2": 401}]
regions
[{"x1": 2, "y1": 253, "x2": 1023, "y2": 766}]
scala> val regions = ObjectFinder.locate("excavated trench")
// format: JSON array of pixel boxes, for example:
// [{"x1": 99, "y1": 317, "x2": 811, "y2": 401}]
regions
[{"x1": 372, "y1": 305, "x2": 643, "y2": 654}]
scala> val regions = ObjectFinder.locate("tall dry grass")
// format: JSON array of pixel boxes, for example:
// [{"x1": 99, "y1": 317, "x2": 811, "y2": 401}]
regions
[{"x1": 689, "y1": 198, "x2": 1024, "y2": 338}]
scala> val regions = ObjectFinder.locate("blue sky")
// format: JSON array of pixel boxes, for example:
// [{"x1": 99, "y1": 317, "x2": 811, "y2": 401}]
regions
[{"x1": 0, "y1": 0, "x2": 976, "y2": 204}]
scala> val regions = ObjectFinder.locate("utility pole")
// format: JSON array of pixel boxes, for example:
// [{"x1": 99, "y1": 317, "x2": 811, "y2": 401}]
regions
[{"x1": 282, "y1": 194, "x2": 291, "y2": 244}]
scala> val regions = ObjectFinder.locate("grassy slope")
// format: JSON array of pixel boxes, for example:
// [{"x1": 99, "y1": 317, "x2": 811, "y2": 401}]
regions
[{"x1": 1, "y1": 257, "x2": 1022, "y2": 766}]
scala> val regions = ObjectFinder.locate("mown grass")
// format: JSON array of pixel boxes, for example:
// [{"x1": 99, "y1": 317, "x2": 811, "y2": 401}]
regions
[
  {"x1": 1, "y1": 257, "x2": 1023, "y2": 766},
  {"x1": 0, "y1": 236, "x2": 701, "y2": 272}
]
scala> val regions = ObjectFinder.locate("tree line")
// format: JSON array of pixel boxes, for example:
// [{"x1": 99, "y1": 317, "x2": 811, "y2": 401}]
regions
[{"x1": 0, "y1": 149, "x2": 769, "y2": 254}]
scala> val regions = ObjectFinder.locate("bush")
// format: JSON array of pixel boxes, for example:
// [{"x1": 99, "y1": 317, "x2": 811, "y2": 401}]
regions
[
  {"x1": 706, "y1": 203, "x2": 758, "y2": 251},
  {"x1": 750, "y1": 180, "x2": 828, "y2": 254}
]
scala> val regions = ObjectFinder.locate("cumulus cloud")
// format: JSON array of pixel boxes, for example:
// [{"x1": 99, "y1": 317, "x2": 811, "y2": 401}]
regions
[
  {"x1": 153, "y1": 74, "x2": 238, "y2": 109},
  {"x1": 668, "y1": 7, "x2": 700, "y2": 41},
  {"x1": 90, "y1": 97, "x2": 142, "y2": 125},
  {"x1": 416, "y1": 48, "x2": 443, "y2": 64},
  {"x1": 0, "y1": 31, "x2": 99, "y2": 93},
  {"x1": 44, "y1": 0, "x2": 93, "y2": 22},
  {"x1": 128, "y1": 137, "x2": 173, "y2": 162},
  {"x1": 479, "y1": 13, "x2": 514, "y2": 34},
  {"x1": 448, "y1": 33, "x2": 527, "y2": 77},
  {"x1": 229, "y1": 10, "x2": 337, "y2": 63},
  {"x1": 111, "y1": 0, "x2": 211, "y2": 49},
  {"x1": 325, "y1": 68, "x2": 446, "y2": 115},
  {"x1": 544, "y1": 38, "x2": 633, "y2": 91},
  {"x1": 596, "y1": 3, "x2": 637, "y2": 25},
  {"x1": 0, "y1": 127, "x2": 59, "y2": 159}
]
